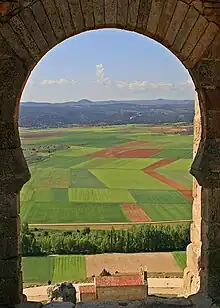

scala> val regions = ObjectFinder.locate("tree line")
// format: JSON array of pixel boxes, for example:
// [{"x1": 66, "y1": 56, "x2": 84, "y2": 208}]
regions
[{"x1": 21, "y1": 223, "x2": 190, "y2": 257}]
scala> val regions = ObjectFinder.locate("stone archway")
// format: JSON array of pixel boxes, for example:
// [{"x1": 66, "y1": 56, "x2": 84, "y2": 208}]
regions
[{"x1": 0, "y1": 0, "x2": 220, "y2": 306}]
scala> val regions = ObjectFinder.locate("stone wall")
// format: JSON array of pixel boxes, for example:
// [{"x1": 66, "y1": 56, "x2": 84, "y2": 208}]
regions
[
  {"x1": 1, "y1": 0, "x2": 220, "y2": 306},
  {"x1": 96, "y1": 285, "x2": 148, "y2": 301}
]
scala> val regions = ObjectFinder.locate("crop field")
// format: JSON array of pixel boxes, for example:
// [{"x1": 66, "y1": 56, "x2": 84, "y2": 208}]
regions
[
  {"x1": 22, "y1": 255, "x2": 86, "y2": 283},
  {"x1": 20, "y1": 125, "x2": 193, "y2": 225},
  {"x1": 22, "y1": 252, "x2": 185, "y2": 284}
]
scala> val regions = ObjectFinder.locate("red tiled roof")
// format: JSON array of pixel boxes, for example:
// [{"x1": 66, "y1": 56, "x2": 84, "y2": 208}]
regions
[
  {"x1": 79, "y1": 285, "x2": 96, "y2": 294},
  {"x1": 95, "y1": 274, "x2": 144, "y2": 287}
]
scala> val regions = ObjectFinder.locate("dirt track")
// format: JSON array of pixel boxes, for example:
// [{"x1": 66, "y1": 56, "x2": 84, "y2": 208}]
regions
[{"x1": 29, "y1": 220, "x2": 191, "y2": 230}]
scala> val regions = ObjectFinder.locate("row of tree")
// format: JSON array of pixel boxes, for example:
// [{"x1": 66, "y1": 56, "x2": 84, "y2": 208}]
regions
[{"x1": 21, "y1": 223, "x2": 190, "y2": 256}]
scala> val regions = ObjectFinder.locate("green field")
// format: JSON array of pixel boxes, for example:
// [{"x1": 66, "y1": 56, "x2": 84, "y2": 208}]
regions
[
  {"x1": 22, "y1": 255, "x2": 86, "y2": 283},
  {"x1": 172, "y1": 251, "x2": 187, "y2": 270},
  {"x1": 21, "y1": 125, "x2": 193, "y2": 225}
]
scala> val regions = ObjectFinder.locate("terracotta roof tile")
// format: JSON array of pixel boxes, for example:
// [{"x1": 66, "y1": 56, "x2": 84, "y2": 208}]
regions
[{"x1": 95, "y1": 274, "x2": 144, "y2": 287}]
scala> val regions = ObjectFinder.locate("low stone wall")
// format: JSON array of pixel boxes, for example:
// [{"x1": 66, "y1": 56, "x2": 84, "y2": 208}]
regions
[{"x1": 96, "y1": 285, "x2": 148, "y2": 301}]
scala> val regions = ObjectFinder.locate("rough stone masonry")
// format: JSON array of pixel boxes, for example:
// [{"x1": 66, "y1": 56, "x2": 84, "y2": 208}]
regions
[{"x1": 1, "y1": 0, "x2": 220, "y2": 307}]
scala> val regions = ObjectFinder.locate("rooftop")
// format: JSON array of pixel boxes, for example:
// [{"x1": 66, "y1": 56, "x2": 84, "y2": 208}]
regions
[{"x1": 95, "y1": 274, "x2": 144, "y2": 287}]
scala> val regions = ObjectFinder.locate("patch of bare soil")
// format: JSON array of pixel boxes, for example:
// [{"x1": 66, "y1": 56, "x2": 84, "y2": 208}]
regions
[
  {"x1": 85, "y1": 252, "x2": 182, "y2": 278},
  {"x1": 121, "y1": 203, "x2": 151, "y2": 222}
]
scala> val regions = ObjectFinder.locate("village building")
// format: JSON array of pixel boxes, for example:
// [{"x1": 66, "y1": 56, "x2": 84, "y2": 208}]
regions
[{"x1": 78, "y1": 272, "x2": 148, "y2": 302}]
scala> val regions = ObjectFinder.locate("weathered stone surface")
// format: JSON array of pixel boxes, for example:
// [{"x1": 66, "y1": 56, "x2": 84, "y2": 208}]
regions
[
  {"x1": 181, "y1": 15, "x2": 208, "y2": 61},
  {"x1": 163, "y1": 1, "x2": 189, "y2": 47},
  {"x1": 105, "y1": 0, "x2": 117, "y2": 25},
  {"x1": 74, "y1": 296, "x2": 193, "y2": 307},
  {"x1": 0, "y1": 256, "x2": 20, "y2": 278},
  {"x1": 0, "y1": 148, "x2": 30, "y2": 193},
  {"x1": 156, "y1": 0, "x2": 176, "y2": 41},
  {"x1": 42, "y1": 0, "x2": 66, "y2": 42},
  {"x1": 184, "y1": 22, "x2": 219, "y2": 68},
  {"x1": 189, "y1": 293, "x2": 219, "y2": 308},
  {"x1": 127, "y1": 0, "x2": 140, "y2": 30},
  {"x1": 9, "y1": 14, "x2": 41, "y2": 61},
  {"x1": 44, "y1": 303, "x2": 74, "y2": 308},
  {"x1": 193, "y1": 59, "x2": 220, "y2": 87},
  {"x1": 203, "y1": 188, "x2": 220, "y2": 223},
  {"x1": 0, "y1": 121, "x2": 20, "y2": 148},
  {"x1": 0, "y1": 192, "x2": 19, "y2": 219},
  {"x1": 136, "y1": 0, "x2": 152, "y2": 31},
  {"x1": 0, "y1": 22, "x2": 33, "y2": 67},
  {"x1": 75, "y1": 0, "x2": 90, "y2": 32},
  {"x1": 172, "y1": 6, "x2": 199, "y2": 54},
  {"x1": 30, "y1": 1, "x2": 57, "y2": 48},
  {"x1": 53, "y1": 0, "x2": 74, "y2": 37},
  {"x1": 146, "y1": 0, "x2": 165, "y2": 37},
  {"x1": 0, "y1": 0, "x2": 34, "y2": 23},
  {"x1": 16, "y1": 302, "x2": 43, "y2": 308},
  {"x1": 19, "y1": 7, "x2": 49, "y2": 55},
  {"x1": 0, "y1": 55, "x2": 28, "y2": 121},
  {"x1": 0, "y1": 275, "x2": 21, "y2": 305},
  {"x1": 93, "y1": 0, "x2": 105, "y2": 27}
]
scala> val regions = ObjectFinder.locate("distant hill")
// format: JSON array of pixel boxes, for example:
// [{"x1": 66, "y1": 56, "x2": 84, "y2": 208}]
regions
[{"x1": 19, "y1": 99, "x2": 194, "y2": 128}]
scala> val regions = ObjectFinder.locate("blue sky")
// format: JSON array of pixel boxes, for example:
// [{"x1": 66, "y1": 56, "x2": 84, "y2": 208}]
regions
[{"x1": 22, "y1": 29, "x2": 195, "y2": 103}]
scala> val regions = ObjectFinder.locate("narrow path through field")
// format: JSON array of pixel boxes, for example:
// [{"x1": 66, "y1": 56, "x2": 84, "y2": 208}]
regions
[
  {"x1": 29, "y1": 220, "x2": 191, "y2": 230},
  {"x1": 143, "y1": 158, "x2": 192, "y2": 202},
  {"x1": 121, "y1": 203, "x2": 152, "y2": 222}
]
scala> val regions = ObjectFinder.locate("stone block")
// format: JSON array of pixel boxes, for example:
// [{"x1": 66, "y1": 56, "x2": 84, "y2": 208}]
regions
[
  {"x1": 0, "y1": 192, "x2": 19, "y2": 218},
  {"x1": 0, "y1": 217, "x2": 20, "y2": 259},
  {"x1": 163, "y1": 1, "x2": 189, "y2": 47},
  {"x1": 208, "y1": 249, "x2": 220, "y2": 275},
  {"x1": 0, "y1": 276, "x2": 21, "y2": 305},
  {"x1": 189, "y1": 293, "x2": 219, "y2": 308},
  {"x1": 127, "y1": 0, "x2": 140, "y2": 30},
  {"x1": 41, "y1": 0, "x2": 66, "y2": 42},
  {"x1": 0, "y1": 121, "x2": 20, "y2": 149},
  {"x1": 44, "y1": 303, "x2": 74, "y2": 308},
  {"x1": 172, "y1": 6, "x2": 199, "y2": 54},
  {"x1": 181, "y1": 15, "x2": 208, "y2": 60},
  {"x1": 156, "y1": 0, "x2": 176, "y2": 42},
  {"x1": 203, "y1": 188, "x2": 220, "y2": 223},
  {"x1": 184, "y1": 22, "x2": 219, "y2": 68},
  {"x1": 16, "y1": 302, "x2": 43, "y2": 308},
  {"x1": 53, "y1": 0, "x2": 74, "y2": 37},
  {"x1": 93, "y1": 0, "x2": 105, "y2": 27},
  {"x1": 30, "y1": 1, "x2": 57, "y2": 48},
  {"x1": 0, "y1": 256, "x2": 21, "y2": 278},
  {"x1": 74, "y1": 0, "x2": 90, "y2": 32},
  {"x1": 136, "y1": 0, "x2": 152, "y2": 31},
  {"x1": 146, "y1": 0, "x2": 165, "y2": 37},
  {"x1": 105, "y1": 0, "x2": 117, "y2": 25},
  {"x1": 206, "y1": 222, "x2": 220, "y2": 249},
  {"x1": 0, "y1": 147, "x2": 30, "y2": 194},
  {"x1": 193, "y1": 59, "x2": 220, "y2": 87}
]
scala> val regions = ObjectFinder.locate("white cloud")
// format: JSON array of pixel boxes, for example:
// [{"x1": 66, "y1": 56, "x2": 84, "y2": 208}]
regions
[
  {"x1": 116, "y1": 78, "x2": 194, "y2": 92},
  {"x1": 96, "y1": 64, "x2": 111, "y2": 86},
  {"x1": 116, "y1": 80, "x2": 174, "y2": 91},
  {"x1": 41, "y1": 78, "x2": 79, "y2": 85}
]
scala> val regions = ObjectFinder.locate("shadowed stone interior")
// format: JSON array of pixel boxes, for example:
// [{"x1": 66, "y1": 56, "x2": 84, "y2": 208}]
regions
[{"x1": 1, "y1": 0, "x2": 220, "y2": 307}]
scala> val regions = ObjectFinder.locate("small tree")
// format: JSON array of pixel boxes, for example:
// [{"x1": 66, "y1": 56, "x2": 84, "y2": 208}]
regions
[{"x1": 100, "y1": 269, "x2": 111, "y2": 276}]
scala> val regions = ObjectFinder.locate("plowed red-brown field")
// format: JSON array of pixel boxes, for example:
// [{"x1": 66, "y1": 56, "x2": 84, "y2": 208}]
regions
[
  {"x1": 121, "y1": 203, "x2": 152, "y2": 222},
  {"x1": 142, "y1": 158, "x2": 193, "y2": 201}
]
